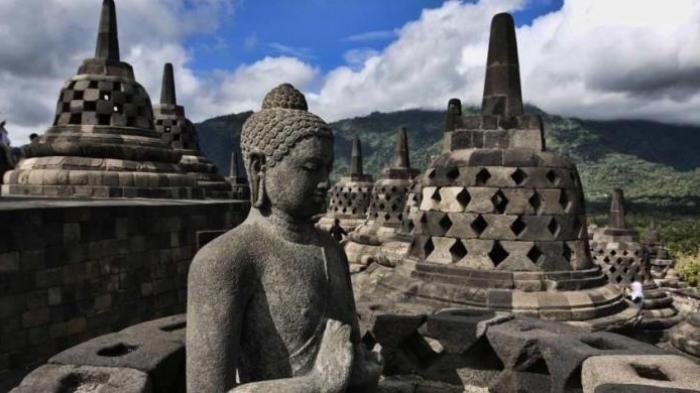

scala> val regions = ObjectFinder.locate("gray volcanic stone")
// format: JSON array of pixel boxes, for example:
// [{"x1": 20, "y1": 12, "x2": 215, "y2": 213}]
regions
[
  {"x1": 186, "y1": 84, "x2": 381, "y2": 392},
  {"x1": 10, "y1": 364, "x2": 151, "y2": 393},
  {"x1": 582, "y1": 355, "x2": 700, "y2": 393},
  {"x1": 48, "y1": 329, "x2": 184, "y2": 393},
  {"x1": 486, "y1": 318, "x2": 667, "y2": 393}
]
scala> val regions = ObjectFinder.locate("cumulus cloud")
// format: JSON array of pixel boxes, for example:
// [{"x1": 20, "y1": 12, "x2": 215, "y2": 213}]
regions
[
  {"x1": 310, "y1": 0, "x2": 700, "y2": 125},
  {"x1": 244, "y1": 0, "x2": 700, "y2": 127}
]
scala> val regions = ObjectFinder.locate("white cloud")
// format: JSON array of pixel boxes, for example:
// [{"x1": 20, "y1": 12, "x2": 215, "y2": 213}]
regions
[{"x1": 309, "y1": 0, "x2": 700, "y2": 124}]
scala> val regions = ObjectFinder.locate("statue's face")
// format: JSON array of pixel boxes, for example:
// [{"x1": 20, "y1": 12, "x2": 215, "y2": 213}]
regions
[{"x1": 265, "y1": 136, "x2": 333, "y2": 219}]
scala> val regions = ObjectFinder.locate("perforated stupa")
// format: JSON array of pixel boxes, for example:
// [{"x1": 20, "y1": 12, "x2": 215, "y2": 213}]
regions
[
  {"x1": 344, "y1": 127, "x2": 419, "y2": 266},
  {"x1": 153, "y1": 63, "x2": 233, "y2": 198},
  {"x1": 2, "y1": 0, "x2": 196, "y2": 199},
  {"x1": 318, "y1": 137, "x2": 374, "y2": 232},
  {"x1": 375, "y1": 13, "x2": 637, "y2": 329},
  {"x1": 590, "y1": 189, "x2": 680, "y2": 330}
]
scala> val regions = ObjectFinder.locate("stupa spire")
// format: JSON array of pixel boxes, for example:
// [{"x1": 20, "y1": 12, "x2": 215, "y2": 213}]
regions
[
  {"x1": 610, "y1": 188, "x2": 626, "y2": 229},
  {"x1": 229, "y1": 151, "x2": 242, "y2": 179},
  {"x1": 482, "y1": 13, "x2": 523, "y2": 117},
  {"x1": 393, "y1": 127, "x2": 410, "y2": 169},
  {"x1": 160, "y1": 63, "x2": 177, "y2": 105},
  {"x1": 445, "y1": 98, "x2": 462, "y2": 132},
  {"x1": 94, "y1": 0, "x2": 120, "y2": 61},
  {"x1": 350, "y1": 137, "x2": 364, "y2": 176}
]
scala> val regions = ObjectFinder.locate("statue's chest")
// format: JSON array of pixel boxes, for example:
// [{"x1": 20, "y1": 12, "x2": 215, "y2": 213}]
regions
[{"x1": 260, "y1": 243, "x2": 332, "y2": 309}]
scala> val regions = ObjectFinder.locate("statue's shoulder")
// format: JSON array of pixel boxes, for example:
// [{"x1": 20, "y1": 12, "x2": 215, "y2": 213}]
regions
[{"x1": 190, "y1": 221, "x2": 265, "y2": 278}]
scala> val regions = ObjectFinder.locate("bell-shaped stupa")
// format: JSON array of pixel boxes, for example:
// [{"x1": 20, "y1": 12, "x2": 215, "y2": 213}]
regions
[
  {"x1": 590, "y1": 189, "x2": 680, "y2": 331},
  {"x1": 318, "y1": 137, "x2": 374, "y2": 232},
  {"x1": 375, "y1": 13, "x2": 637, "y2": 329},
  {"x1": 344, "y1": 128, "x2": 419, "y2": 266},
  {"x1": 153, "y1": 63, "x2": 232, "y2": 198},
  {"x1": 590, "y1": 190, "x2": 647, "y2": 284},
  {"x1": 2, "y1": 0, "x2": 196, "y2": 199}
]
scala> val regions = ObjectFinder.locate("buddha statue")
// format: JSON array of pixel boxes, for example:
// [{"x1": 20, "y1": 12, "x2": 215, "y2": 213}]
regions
[{"x1": 186, "y1": 83, "x2": 382, "y2": 393}]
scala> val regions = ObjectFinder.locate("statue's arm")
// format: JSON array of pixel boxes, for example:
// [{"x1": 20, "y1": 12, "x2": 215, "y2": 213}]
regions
[{"x1": 186, "y1": 251, "x2": 247, "y2": 393}]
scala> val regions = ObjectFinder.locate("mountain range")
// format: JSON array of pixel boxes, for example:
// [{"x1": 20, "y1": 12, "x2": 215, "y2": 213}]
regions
[{"x1": 196, "y1": 106, "x2": 700, "y2": 204}]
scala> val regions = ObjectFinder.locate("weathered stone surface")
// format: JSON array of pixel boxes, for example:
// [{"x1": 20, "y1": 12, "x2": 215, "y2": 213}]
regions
[
  {"x1": 0, "y1": 198, "x2": 248, "y2": 376},
  {"x1": 486, "y1": 318, "x2": 667, "y2": 393},
  {"x1": 670, "y1": 312, "x2": 700, "y2": 359},
  {"x1": 49, "y1": 329, "x2": 184, "y2": 393},
  {"x1": 187, "y1": 84, "x2": 381, "y2": 392},
  {"x1": 10, "y1": 364, "x2": 152, "y2": 393},
  {"x1": 582, "y1": 355, "x2": 700, "y2": 393}
]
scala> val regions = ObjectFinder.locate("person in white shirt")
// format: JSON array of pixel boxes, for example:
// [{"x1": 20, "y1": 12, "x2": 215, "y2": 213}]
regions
[{"x1": 629, "y1": 280, "x2": 644, "y2": 307}]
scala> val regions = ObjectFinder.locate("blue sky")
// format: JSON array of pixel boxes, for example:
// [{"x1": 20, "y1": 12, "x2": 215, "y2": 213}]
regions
[{"x1": 185, "y1": 0, "x2": 564, "y2": 74}]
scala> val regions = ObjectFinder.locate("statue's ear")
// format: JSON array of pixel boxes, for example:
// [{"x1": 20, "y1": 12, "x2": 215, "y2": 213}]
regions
[{"x1": 248, "y1": 152, "x2": 267, "y2": 209}]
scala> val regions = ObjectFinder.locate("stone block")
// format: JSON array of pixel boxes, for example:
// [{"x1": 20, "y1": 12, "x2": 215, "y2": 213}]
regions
[
  {"x1": 582, "y1": 355, "x2": 700, "y2": 393},
  {"x1": 10, "y1": 364, "x2": 152, "y2": 393},
  {"x1": 49, "y1": 325, "x2": 184, "y2": 393},
  {"x1": 22, "y1": 307, "x2": 50, "y2": 328}
]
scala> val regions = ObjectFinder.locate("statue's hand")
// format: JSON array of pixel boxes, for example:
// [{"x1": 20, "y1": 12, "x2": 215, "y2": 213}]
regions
[
  {"x1": 349, "y1": 344, "x2": 383, "y2": 389},
  {"x1": 311, "y1": 319, "x2": 354, "y2": 393}
]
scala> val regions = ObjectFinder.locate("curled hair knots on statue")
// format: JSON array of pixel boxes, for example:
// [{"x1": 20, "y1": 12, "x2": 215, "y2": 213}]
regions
[{"x1": 241, "y1": 84, "x2": 333, "y2": 167}]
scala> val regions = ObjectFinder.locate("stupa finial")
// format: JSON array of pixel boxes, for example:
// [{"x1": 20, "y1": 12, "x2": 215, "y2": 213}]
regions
[
  {"x1": 393, "y1": 127, "x2": 410, "y2": 169},
  {"x1": 610, "y1": 188, "x2": 626, "y2": 229},
  {"x1": 482, "y1": 12, "x2": 523, "y2": 117},
  {"x1": 445, "y1": 98, "x2": 462, "y2": 132},
  {"x1": 160, "y1": 63, "x2": 177, "y2": 105},
  {"x1": 350, "y1": 137, "x2": 363, "y2": 176},
  {"x1": 94, "y1": 0, "x2": 120, "y2": 61}
]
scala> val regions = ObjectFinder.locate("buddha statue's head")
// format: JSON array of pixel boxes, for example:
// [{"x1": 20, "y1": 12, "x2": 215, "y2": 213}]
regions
[{"x1": 241, "y1": 83, "x2": 334, "y2": 220}]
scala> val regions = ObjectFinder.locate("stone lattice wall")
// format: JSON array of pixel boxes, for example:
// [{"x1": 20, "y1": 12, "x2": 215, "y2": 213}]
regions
[{"x1": 0, "y1": 199, "x2": 248, "y2": 378}]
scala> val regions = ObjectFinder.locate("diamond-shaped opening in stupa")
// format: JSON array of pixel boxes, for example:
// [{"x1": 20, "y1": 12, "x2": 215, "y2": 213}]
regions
[
  {"x1": 456, "y1": 188, "x2": 471, "y2": 208},
  {"x1": 488, "y1": 241, "x2": 509, "y2": 266},
  {"x1": 510, "y1": 216, "x2": 526, "y2": 237},
  {"x1": 491, "y1": 190, "x2": 509, "y2": 214},
  {"x1": 527, "y1": 245, "x2": 545, "y2": 264},
  {"x1": 511, "y1": 168, "x2": 527, "y2": 185},
  {"x1": 476, "y1": 168, "x2": 492, "y2": 186},
  {"x1": 439, "y1": 214, "x2": 453, "y2": 232},
  {"x1": 471, "y1": 215, "x2": 488, "y2": 236},
  {"x1": 450, "y1": 240, "x2": 468, "y2": 262}
]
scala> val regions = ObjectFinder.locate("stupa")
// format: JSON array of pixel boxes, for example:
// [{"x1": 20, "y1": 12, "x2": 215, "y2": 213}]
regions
[
  {"x1": 590, "y1": 189, "x2": 680, "y2": 330},
  {"x1": 2, "y1": 0, "x2": 196, "y2": 199},
  {"x1": 344, "y1": 127, "x2": 419, "y2": 266},
  {"x1": 153, "y1": 63, "x2": 232, "y2": 198},
  {"x1": 318, "y1": 137, "x2": 374, "y2": 232},
  {"x1": 372, "y1": 13, "x2": 637, "y2": 329},
  {"x1": 227, "y1": 151, "x2": 250, "y2": 201}
]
